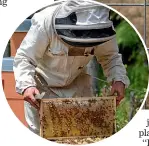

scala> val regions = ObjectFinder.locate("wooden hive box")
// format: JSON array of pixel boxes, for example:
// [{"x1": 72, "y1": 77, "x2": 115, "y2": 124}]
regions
[
  {"x1": 2, "y1": 58, "x2": 27, "y2": 126},
  {"x1": 40, "y1": 97, "x2": 116, "y2": 140},
  {"x1": 10, "y1": 19, "x2": 31, "y2": 56},
  {"x1": 2, "y1": 19, "x2": 31, "y2": 126}
]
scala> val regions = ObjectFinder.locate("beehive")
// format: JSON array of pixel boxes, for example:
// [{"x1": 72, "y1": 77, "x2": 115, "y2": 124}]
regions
[
  {"x1": 2, "y1": 58, "x2": 27, "y2": 126},
  {"x1": 40, "y1": 97, "x2": 116, "y2": 140},
  {"x1": 10, "y1": 19, "x2": 31, "y2": 56}
]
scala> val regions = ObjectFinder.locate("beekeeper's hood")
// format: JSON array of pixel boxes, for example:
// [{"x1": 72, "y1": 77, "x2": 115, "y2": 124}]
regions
[{"x1": 53, "y1": 0, "x2": 116, "y2": 47}]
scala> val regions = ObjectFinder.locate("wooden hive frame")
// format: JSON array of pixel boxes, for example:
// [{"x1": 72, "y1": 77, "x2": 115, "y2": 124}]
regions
[{"x1": 39, "y1": 97, "x2": 116, "y2": 140}]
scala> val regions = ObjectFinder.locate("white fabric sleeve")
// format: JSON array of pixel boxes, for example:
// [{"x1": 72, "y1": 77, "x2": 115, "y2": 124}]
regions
[
  {"x1": 94, "y1": 37, "x2": 130, "y2": 87},
  {"x1": 13, "y1": 14, "x2": 51, "y2": 94}
]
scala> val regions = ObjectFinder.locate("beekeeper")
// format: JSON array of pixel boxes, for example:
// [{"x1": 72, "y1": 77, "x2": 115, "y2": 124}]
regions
[{"x1": 13, "y1": 0, "x2": 130, "y2": 135}]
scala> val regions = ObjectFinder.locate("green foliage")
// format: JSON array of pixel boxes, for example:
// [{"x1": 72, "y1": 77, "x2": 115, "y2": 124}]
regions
[
  {"x1": 98, "y1": 13, "x2": 148, "y2": 131},
  {"x1": 115, "y1": 19, "x2": 148, "y2": 131},
  {"x1": 116, "y1": 98, "x2": 130, "y2": 131},
  {"x1": 116, "y1": 21, "x2": 140, "y2": 49}
]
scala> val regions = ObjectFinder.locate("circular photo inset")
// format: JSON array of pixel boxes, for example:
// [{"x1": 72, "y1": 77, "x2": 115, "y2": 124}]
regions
[{"x1": 1, "y1": 0, "x2": 148, "y2": 145}]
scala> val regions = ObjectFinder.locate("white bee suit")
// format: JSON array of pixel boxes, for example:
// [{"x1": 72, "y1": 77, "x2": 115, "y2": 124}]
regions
[{"x1": 13, "y1": 0, "x2": 130, "y2": 134}]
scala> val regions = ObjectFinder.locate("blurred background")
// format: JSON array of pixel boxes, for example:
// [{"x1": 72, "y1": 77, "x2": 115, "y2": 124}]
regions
[
  {"x1": 2, "y1": 0, "x2": 149, "y2": 133},
  {"x1": 97, "y1": 9, "x2": 148, "y2": 131},
  {"x1": 96, "y1": 0, "x2": 149, "y2": 131}
]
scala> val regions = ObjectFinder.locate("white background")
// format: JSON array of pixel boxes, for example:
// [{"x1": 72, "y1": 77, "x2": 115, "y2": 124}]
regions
[{"x1": 0, "y1": 0, "x2": 149, "y2": 146}]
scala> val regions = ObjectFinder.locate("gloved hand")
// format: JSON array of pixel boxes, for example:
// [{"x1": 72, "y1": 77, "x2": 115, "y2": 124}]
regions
[
  {"x1": 111, "y1": 81, "x2": 125, "y2": 106},
  {"x1": 23, "y1": 87, "x2": 40, "y2": 109}
]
